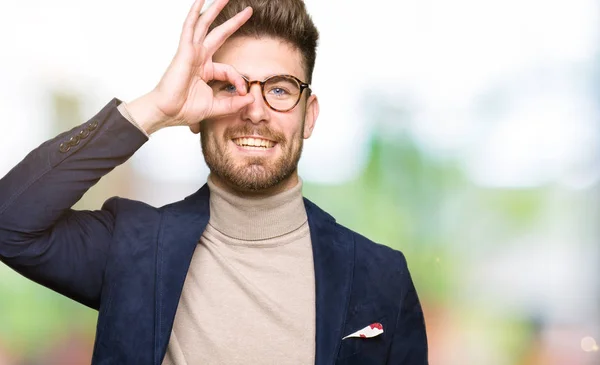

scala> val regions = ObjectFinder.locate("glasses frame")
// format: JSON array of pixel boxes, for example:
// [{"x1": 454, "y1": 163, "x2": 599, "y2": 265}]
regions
[{"x1": 241, "y1": 74, "x2": 311, "y2": 112}]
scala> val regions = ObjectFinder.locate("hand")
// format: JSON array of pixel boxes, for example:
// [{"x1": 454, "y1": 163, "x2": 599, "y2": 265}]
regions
[{"x1": 126, "y1": 0, "x2": 254, "y2": 135}]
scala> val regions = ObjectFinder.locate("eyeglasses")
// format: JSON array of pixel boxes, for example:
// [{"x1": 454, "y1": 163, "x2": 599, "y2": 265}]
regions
[{"x1": 209, "y1": 74, "x2": 311, "y2": 112}]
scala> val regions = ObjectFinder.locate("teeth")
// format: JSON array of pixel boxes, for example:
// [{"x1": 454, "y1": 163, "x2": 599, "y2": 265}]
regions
[{"x1": 233, "y1": 137, "x2": 275, "y2": 148}]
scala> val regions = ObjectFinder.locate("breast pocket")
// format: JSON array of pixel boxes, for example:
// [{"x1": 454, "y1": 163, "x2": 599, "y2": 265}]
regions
[{"x1": 336, "y1": 315, "x2": 389, "y2": 365}]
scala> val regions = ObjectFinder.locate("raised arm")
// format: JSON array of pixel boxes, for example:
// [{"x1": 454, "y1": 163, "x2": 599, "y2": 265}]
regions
[
  {"x1": 0, "y1": 101, "x2": 146, "y2": 308},
  {"x1": 0, "y1": 0, "x2": 254, "y2": 308}
]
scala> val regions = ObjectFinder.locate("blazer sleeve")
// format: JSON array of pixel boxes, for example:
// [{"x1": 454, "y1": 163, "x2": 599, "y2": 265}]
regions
[
  {"x1": 386, "y1": 252, "x2": 429, "y2": 364},
  {"x1": 0, "y1": 98, "x2": 148, "y2": 309}
]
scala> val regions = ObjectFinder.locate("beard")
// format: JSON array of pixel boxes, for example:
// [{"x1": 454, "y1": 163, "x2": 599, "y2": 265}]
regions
[{"x1": 200, "y1": 122, "x2": 304, "y2": 192}]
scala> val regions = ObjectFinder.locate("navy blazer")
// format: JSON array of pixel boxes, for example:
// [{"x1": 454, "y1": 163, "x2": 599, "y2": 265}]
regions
[{"x1": 0, "y1": 99, "x2": 428, "y2": 364}]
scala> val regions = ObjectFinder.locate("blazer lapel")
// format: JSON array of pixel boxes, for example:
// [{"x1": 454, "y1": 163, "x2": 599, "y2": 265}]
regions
[
  {"x1": 305, "y1": 198, "x2": 355, "y2": 365},
  {"x1": 154, "y1": 184, "x2": 211, "y2": 365}
]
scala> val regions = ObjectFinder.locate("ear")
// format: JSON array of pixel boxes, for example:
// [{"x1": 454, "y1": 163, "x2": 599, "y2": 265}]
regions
[{"x1": 303, "y1": 94, "x2": 319, "y2": 139}]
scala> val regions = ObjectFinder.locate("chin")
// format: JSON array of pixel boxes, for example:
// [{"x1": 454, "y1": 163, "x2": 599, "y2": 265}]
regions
[
  {"x1": 203, "y1": 142, "x2": 301, "y2": 194},
  {"x1": 224, "y1": 164, "x2": 296, "y2": 193}
]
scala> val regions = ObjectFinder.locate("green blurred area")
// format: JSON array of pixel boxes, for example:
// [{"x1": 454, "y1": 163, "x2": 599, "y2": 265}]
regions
[{"x1": 0, "y1": 264, "x2": 97, "y2": 359}]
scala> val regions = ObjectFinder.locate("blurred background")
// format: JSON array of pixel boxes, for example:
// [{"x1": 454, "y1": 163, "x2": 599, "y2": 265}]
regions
[{"x1": 0, "y1": 0, "x2": 599, "y2": 364}]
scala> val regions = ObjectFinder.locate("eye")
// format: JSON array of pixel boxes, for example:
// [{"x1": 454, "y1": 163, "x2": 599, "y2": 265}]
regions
[
  {"x1": 222, "y1": 83, "x2": 237, "y2": 94},
  {"x1": 268, "y1": 87, "x2": 290, "y2": 97},
  {"x1": 209, "y1": 81, "x2": 239, "y2": 96},
  {"x1": 264, "y1": 76, "x2": 300, "y2": 99}
]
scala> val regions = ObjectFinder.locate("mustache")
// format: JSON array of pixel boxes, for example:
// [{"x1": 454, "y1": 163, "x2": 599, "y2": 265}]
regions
[{"x1": 223, "y1": 124, "x2": 286, "y2": 144}]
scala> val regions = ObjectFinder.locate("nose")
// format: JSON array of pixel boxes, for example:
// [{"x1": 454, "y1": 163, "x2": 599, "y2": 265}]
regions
[{"x1": 241, "y1": 82, "x2": 270, "y2": 124}]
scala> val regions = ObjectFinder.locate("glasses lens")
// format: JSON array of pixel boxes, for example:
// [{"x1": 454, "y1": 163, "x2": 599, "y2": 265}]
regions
[{"x1": 263, "y1": 76, "x2": 301, "y2": 111}]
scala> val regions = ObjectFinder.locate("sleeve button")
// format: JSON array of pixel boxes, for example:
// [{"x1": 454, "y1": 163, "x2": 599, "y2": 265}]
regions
[
  {"x1": 69, "y1": 135, "x2": 81, "y2": 146},
  {"x1": 59, "y1": 143, "x2": 71, "y2": 153},
  {"x1": 79, "y1": 129, "x2": 90, "y2": 139},
  {"x1": 89, "y1": 121, "x2": 99, "y2": 130}
]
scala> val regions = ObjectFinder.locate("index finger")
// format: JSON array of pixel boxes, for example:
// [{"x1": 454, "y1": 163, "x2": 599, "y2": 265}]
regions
[
  {"x1": 192, "y1": 0, "x2": 231, "y2": 44},
  {"x1": 180, "y1": 0, "x2": 206, "y2": 46}
]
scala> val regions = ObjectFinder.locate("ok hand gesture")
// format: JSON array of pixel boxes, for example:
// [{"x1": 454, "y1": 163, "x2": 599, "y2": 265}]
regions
[{"x1": 126, "y1": 0, "x2": 254, "y2": 135}]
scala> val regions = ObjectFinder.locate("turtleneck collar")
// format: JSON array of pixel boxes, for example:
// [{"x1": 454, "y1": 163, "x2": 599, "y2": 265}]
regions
[{"x1": 206, "y1": 175, "x2": 308, "y2": 241}]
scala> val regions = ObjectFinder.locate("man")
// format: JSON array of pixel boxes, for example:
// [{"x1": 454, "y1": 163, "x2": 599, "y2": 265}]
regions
[{"x1": 0, "y1": 0, "x2": 428, "y2": 363}]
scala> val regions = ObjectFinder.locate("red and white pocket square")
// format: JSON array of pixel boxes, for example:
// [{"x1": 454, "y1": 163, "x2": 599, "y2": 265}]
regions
[{"x1": 342, "y1": 323, "x2": 384, "y2": 340}]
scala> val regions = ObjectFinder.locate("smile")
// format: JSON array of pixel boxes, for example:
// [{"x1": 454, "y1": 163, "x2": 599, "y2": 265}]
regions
[{"x1": 232, "y1": 137, "x2": 276, "y2": 150}]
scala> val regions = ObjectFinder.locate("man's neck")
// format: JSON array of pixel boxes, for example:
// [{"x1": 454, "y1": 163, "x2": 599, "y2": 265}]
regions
[{"x1": 206, "y1": 173, "x2": 307, "y2": 241}]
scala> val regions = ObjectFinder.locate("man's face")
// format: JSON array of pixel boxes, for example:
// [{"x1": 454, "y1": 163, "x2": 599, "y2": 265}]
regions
[{"x1": 201, "y1": 36, "x2": 319, "y2": 194}]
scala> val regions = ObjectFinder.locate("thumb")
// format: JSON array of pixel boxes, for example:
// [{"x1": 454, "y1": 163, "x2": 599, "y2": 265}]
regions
[{"x1": 210, "y1": 94, "x2": 255, "y2": 117}]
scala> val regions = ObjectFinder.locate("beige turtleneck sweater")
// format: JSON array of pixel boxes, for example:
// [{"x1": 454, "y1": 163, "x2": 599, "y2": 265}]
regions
[{"x1": 161, "y1": 176, "x2": 316, "y2": 365}]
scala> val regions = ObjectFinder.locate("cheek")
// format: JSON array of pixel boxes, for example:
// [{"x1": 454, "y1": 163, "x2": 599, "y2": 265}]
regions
[
  {"x1": 285, "y1": 112, "x2": 306, "y2": 139},
  {"x1": 288, "y1": 127, "x2": 305, "y2": 146},
  {"x1": 201, "y1": 120, "x2": 227, "y2": 141}
]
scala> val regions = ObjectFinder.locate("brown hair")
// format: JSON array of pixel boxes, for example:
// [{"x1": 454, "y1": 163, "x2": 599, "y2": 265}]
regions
[{"x1": 209, "y1": 0, "x2": 319, "y2": 83}]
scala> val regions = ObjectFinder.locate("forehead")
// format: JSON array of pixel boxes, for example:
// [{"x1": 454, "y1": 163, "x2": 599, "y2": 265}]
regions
[{"x1": 213, "y1": 36, "x2": 306, "y2": 81}]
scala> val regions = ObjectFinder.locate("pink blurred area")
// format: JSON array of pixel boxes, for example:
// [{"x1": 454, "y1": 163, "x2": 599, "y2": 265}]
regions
[{"x1": 0, "y1": 334, "x2": 92, "y2": 365}]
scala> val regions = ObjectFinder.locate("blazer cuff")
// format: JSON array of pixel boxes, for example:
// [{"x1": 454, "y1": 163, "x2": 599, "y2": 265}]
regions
[{"x1": 117, "y1": 102, "x2": 150, "y2": 138}]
